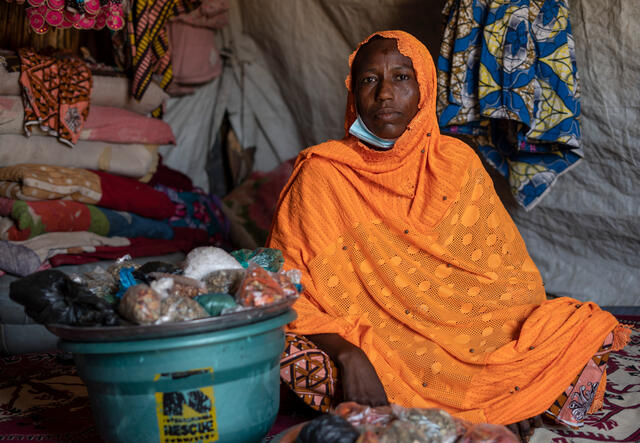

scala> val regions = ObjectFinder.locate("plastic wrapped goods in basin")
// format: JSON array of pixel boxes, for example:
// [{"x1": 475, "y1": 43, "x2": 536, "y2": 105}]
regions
[{"x1": 58, "y1": 309, "x2": 296, "y2": 443}]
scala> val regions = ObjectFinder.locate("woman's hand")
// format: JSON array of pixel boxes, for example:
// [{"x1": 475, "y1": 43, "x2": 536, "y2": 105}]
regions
[
  {"x1": 337, "y1": 345, "x2": 389, "y2": 406},
  {"x1": 307, "y1": 333, "x2": 388, "y2": 407}
]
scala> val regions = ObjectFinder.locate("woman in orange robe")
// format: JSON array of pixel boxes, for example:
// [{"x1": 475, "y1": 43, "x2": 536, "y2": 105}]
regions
[{"x1": 268, "y1": 30, "x2": 628, "y2": 439}]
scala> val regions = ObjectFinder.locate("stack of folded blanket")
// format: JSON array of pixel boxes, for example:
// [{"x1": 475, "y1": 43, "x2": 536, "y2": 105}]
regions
[{"x1": 0, "y1": 50, "x2": 229, "y2": 277}]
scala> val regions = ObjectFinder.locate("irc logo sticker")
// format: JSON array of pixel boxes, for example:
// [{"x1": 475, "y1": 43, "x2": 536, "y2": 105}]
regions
[{"x1": 155, "y1": 368, "x2": 218, "y2": 442}]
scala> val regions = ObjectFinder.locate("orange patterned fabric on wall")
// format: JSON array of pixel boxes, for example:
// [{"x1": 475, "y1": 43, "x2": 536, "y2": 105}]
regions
[{"x1": 267, "y1": 30, "x2": 626, "y2": 425}]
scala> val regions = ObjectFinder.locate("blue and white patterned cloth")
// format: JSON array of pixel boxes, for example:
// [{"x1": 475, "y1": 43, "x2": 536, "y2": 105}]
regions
[{"x1": 436, "y1": 0, "x2": 582, "y2": 210}]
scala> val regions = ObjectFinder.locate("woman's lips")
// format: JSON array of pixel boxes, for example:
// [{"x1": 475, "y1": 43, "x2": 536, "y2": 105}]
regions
[{"x1": 374, "y1": 109, "x2": 401, "y2": 121}]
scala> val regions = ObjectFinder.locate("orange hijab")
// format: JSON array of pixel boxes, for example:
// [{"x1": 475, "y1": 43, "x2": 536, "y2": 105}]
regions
[{"x1": 268, "y1": 31, "x2": 624, "y2": 424}]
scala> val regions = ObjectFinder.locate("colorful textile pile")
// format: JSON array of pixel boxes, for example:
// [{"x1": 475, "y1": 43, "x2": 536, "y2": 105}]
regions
[
  {"x1": 7, "y1": 0, "x2": 125, "y2": 34},
  {"x1": 0, "y1": 164, "x2": 175, "y2": 218},
  {"x1": 0, "y1": 197, "x2": 175, "y2": 241},
  {"x1": 19, "y1": 49, "x2": 92, "y2": 147},
  {"x1": 0, "y1": 47, "x2": 229, "y2": 278},
  {"x1": 436, "y1": 0, "x2": 583, "y2": 210},
  {"x1": 154, "y1": 184, "x2": 229, "y2": 246}
]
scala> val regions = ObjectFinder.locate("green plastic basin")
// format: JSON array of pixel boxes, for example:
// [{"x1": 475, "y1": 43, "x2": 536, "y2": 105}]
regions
[{"x1": 60, "y1": 310, "x2": 296, "y2": 443}]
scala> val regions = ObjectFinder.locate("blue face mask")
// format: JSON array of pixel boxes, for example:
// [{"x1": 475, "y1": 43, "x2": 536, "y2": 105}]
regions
[{"x1": 349, "y1": 115, "x2": 397, "y2": 149}]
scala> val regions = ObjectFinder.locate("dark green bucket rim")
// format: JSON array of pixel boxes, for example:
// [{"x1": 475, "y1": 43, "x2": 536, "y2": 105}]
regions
[{"x1": 60, "y1": 310, "x2": 296, "y2": 354}]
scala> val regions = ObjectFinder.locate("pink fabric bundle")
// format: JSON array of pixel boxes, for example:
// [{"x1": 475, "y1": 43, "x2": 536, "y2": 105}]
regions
[
  {"x1": 0, "y1": 96, "x2": 176, "y2": 145},
  {"x1": 167, "y1": 0, "x2": 230, "y2": 96}
]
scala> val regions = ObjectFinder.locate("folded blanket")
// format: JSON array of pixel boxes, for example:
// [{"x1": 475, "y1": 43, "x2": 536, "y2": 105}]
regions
[
  {"x1": 49, "y1": 226, "x2": 209, "y2": 267},
  {"x1": 0, "y1": 232, "x2": 130, "y2": 276},
  {"x1": 0, "y1": 70, "x2": 168, "y2": 115},
  {"x1": 0, "y1": 96, "x2": 176, "y2": 145},
  {"x1": 148, "y1": 156, "x2": 194, "y2": 190},
  {"x1": 0, "y1": 164, "x2": 175, "y2": 219},
  {"x1": 0, "y1": 134, "x2": 159, "y2": 180},
  {"x1": 0, "y1": 198, "x2": 174, "y2": 241},
  {"x1": 154, "y1": 184, "x2": 229, "y2": 245},
  {"x1": 19, "y1": 49, "x2": 92, "y2": 146}
]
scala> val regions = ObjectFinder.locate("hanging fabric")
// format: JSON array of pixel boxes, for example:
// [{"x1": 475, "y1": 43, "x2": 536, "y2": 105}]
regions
[{"x1": 436, "y1": 0, "x2": 582, "y2": 210}]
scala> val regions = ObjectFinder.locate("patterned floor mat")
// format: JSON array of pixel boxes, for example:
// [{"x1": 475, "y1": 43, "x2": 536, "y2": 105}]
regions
[
  {"x1": 1, "y1": 318, "x2": 638, "y2": 442},
  {"x1": 531, "y1": 316, "x2": 640, "y2": 443}
]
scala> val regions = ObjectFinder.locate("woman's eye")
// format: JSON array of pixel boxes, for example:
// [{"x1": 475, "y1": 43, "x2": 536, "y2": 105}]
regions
[
  {"x1": 397, "y1": 73, "x2": 410, "y2": 80},
  {"x1": 362, "y1": 76, "x2": 376, "y2": 84}
]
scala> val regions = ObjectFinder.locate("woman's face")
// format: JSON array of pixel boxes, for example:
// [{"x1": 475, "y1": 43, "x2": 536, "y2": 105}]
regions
[{"x1": 352, "y1": 38, "x2": 420, "y2": 140}]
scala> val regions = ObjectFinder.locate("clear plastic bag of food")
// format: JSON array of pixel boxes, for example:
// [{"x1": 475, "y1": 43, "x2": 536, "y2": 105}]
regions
[
  {"x1": 118, "y1": 284, "x2": 162, "y2": 324},
  {"x1": 107, "y1": 254, "x2": 140, "y2": 279},
  {"x1": 147, "y1": 272, "x2": 206, "y2": 298},
  {"x1": 377, "y1": 406, "x2": 459, "y2": 443},
  {"x1": 334, "y1": 402, "x2": 393, "y2": 430},
  {"x1": 458, "y1": 423, "x2": 519, "y2": 443},
  {"x1": 182, "y1": 246, "x2": 243, "y2": 281},
  {"x1": 235, "y1": 263, "x2": 297, "y2": 307},
  {"x1": 70, "y1": 265, "x2": 117, "y2": 302},
  {"x1": 156, "y1": 293, "x2": 209, "y2": 324},
  {"x1": 202, "y1": 268, "x2": 246, "y2": 294}
]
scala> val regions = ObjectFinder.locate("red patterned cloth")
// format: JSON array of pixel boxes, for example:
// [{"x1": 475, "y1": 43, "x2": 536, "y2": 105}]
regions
[{"x1": 19, "y1": 49, "x2": 92, "y2": 147}]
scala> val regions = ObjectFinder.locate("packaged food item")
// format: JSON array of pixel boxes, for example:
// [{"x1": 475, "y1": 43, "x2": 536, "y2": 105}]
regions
[
  {"x1": 183, "y1": 246, "x2": 243, "y2": 281},
  {"x1": 295, "y1": 414, "x2": 359, "y2": 443},
  {"x1": 230, "y1": 247, "x2": 284, "y2": 272},
  {"x1": 195, "y1": 293, "x2": 238, "y2": 316},
  {"x1": 235, "y1": 263, "x2": 288, "y2": 307},
  {"x1": 273, "y1": 270, "x2": 300, "y2": 298},
  {"x1": 157, "y1": 294, "x2": 208, "y2": 323},
  {"x1": 202, "y1": 268, "x2": 246, "y2": 294},
  {"x1": 107, "y1": 254, "x2": 140, "y2": 279},
  {"x1": 118, "y1": 284, "x2": 162, "y2": 324},
  {"x1": 70, "y1": 265, "x2": 117, "y2": 302},
  {"x1": 147, "y1": 272, "x2": 206, "y2": 298},
  {"x1": 458, "y1": 423, "x2": 519, "y2": 443},
  {"x1": 333, "y1": 402, "x2": 518, "y2": 443},
  {"x1": 335, "y1": 402, "x2": 393, "y2": 430},
  {"x1": 378, "y1": 407, "x2": 458, "y2": 443}
]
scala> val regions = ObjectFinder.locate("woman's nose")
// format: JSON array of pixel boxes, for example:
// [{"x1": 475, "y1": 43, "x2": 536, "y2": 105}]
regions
[{"x1": 376, "y1": 78, "x2": 394, "y2": 101}]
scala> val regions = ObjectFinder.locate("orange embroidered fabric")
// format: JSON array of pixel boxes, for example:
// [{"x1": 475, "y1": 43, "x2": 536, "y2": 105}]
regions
[{"x1": 267, "y1": 30, "x2": 622, "y2": 425}]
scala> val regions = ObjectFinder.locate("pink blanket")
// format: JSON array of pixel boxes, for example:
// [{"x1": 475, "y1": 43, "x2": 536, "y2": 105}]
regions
[{"x1": 0, "y1": 96, "x2": 176, "y2": 145}]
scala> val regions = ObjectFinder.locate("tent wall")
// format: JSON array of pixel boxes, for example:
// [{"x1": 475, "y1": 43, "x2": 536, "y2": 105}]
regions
[{"x1": 165, "y1": 0, "x2": 639, "y2": 306}]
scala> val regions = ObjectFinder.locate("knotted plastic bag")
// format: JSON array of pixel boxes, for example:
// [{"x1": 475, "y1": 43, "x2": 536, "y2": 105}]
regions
[
  {"x1": 9, "y1": 270, "x2": 120, "y2": 326},
  {"x1": 195, "y1": 293, "x2": 238, "y2": 316},
  {"x1": 230, "y1": 247, "x2": 284, "y2": 272}
]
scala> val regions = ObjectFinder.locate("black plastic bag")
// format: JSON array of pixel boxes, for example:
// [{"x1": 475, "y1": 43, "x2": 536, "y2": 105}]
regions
[
  {"x1": 9, "y1": 270, "x2": 120, "y2": 326},
  {"x1": 132, "y1": 261, "x2": 181, "y2": 283},
  {"x1": 296, "y1": 414, "x2": 359, "y2": 443}
]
